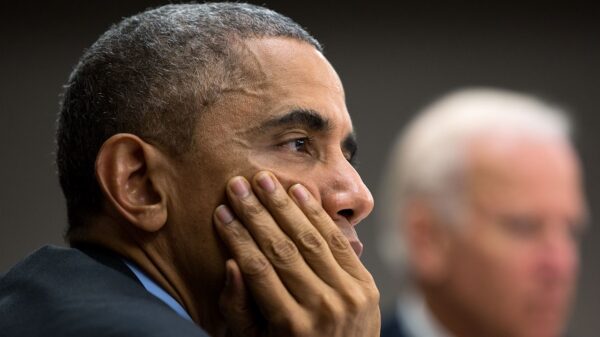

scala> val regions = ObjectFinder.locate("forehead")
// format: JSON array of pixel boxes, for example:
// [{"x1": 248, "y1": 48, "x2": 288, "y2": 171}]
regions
[
  {"x1": 243, "y1": 37, "x2": 344, "y2": 94},
  {"x1": 466, "y1": 136, "x2": 583, "y2": 211},
  {"x1": 199, "y1": 37, "x2": 352, "y2": 134}
]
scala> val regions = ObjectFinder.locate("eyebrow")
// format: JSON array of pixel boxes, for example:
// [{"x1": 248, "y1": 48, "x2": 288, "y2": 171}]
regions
[
  {"x1": 258, "y1": 108, "x2": 332, "y2": 132},
  {"x1": 256, "y1": 108, "x2": 358, "y2": 164}
]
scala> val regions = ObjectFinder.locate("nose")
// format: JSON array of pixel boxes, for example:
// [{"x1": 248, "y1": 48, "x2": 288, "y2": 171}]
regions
[
  {"x1": 319, "y1": 158, "x2": 374, "y2": 226},
  {"x1": 537, "y1": 222, "x2": 579, "y2": 286}
]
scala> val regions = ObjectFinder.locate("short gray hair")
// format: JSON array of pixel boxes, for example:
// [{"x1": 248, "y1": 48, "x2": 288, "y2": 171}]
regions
[
  {"x1": 377, "y1": 87, "x2": 572, "y2": 280},
  {"x1": 57, "y1": 2, "x2": 321, "y2": 233}
]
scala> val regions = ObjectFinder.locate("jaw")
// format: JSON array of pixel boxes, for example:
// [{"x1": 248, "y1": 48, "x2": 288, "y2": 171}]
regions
[{"x1": 75, "y1": 212, "x2": 230, "y2": 335}]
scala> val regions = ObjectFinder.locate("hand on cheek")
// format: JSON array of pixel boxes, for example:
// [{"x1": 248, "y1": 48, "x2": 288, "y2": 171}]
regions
[{"x1": 213, "y1": 171, "x2": 380, "y2": 337}]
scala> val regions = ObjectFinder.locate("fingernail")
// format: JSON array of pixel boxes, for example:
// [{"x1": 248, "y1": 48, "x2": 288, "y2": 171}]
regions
[
  {"x1": 256, "y1": 172, "x2": 275, "y2": 193},
  {"x1": 216, "y1": 205, "x2": 234, "y2": 224},
  {"x1": 230, "y1": 177, "x2": 250, "y2": 198},
  {"x1": 290, "y1": 184, "x2": 309, "y2": 203}
]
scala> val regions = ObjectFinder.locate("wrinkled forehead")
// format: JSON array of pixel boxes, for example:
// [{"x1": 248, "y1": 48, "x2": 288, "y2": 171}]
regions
[
  {"x1": 240, "y1": 37, "x2": 345, "y2": 94},
  {"x1": 199, "y1": 37, "x2": 352, "y2": 134}
]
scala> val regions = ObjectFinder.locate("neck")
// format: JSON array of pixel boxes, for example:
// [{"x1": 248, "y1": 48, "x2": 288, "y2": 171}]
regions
[{"x1": 69, "y1": 214, "x2": 228, "y2": 336}]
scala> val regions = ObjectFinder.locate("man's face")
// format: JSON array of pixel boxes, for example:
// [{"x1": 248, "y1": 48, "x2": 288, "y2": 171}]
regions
[
  {"x1": 439, "y1": 136, "x2": 585, "y2": 337},
  {"x1": 163, "y1": 37, "x2": 374, "y2": 300}
]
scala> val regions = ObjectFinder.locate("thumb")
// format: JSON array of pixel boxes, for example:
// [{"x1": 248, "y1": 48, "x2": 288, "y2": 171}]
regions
[{"x1": 220, "y1": 259, "x2": 261, "y2": 337}]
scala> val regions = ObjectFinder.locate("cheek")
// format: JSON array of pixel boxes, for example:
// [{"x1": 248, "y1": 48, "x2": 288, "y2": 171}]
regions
[
  {"x1": 448, "y1": 230, "x2": 534, "y2": 317},
  {"x1": 246, "y1": 153, "x2": 322, "y2": 199},
  {"x1": 465, "y1": 228, "x2": 534, "y2": 294}
]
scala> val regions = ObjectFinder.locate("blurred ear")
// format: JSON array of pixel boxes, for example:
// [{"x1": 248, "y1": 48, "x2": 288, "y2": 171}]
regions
[
  {"x1": 405, "y1": 199, "x2": 453, "y2": 284},
  {"x1": 95, "y1": 133, "x2": 169, "y2": 232}
]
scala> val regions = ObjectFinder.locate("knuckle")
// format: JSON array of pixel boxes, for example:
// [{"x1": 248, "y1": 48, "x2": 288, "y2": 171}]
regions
[
  {"x1": 269, "y1": 238, "x2": 299, "y2": 265},
  {"x1": 358, "y1": 269, "x2": 379, "y2": 288},
  {"x1": 326, "y1": 231, "x2": 350, "y2": 252},
  {"x1": 271, "y1": 193, "x2": 291, "y2": 209},
  {"x1": 308, "y1": 293, "x2": 345, "y2": 333},
  {"x1": 222, "y1": 221, "x2": 245, "y2": 239},
  {"x1": 368, "y1": 286, "x2": 381, "y2": 304},
  {"x1": 364, "y1": 273, "x2": 378, "y2": 289},
  {"x1": 327, "y1": 304, "x2": 345, "y2": 324},
  {"x1": 240, "y1": 254, "x2": 270, "y2": 277},
  {"x1": 221, "y1": 226, "x2": 258, "y2": 253},
  {"x1": 342, "y1": 291, "x2": 367, "y2": 313},
  {"x1": 297, "y1": 231, "x2": 325, "y2": 254},
  {"x1": 242, "y1": 199, "x2": 264, "y2": 217},
  {"x1": 317, "y1": 293, "x2": 344, "y2": 321},
  {"x1": 305, "y1": 201, "x2": 323, "y2": 219},
  {"x1": 340, "y1": 284, "x2": 379, "y2": 313}
]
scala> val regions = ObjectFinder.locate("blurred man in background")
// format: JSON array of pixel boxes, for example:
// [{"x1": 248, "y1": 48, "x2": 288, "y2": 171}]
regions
[{"x1": 378, "y1": 88, "x2": 587, "y2": 337}]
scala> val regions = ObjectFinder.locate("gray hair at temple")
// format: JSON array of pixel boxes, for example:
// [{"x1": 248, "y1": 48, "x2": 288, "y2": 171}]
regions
[{"x1": 377, "y1": 87, "x2": 573, "y2": 281}]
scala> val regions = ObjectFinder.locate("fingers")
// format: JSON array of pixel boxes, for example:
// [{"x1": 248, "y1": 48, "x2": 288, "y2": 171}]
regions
[
  {"x1": 247, "y1": 172, "x2": 352, "y2": 286},
  {"x1": 246, "y1": 170, "x2": 371, "y2": 283},
  {"x1": 223, "y1": 176, "x2": 329, "y2": 298},
  {"x1": 219, "y1": 260, "x2": 259, "y2": 337},
  {"x1": 213, "y1": 206, "x2": 299, "y2": 318},
  {"x1": 215, "y1": 171, "x2": 381, "y2": 337},
  {"x1": 287, "y1": 183, "x2": 373, "y2": 283}
]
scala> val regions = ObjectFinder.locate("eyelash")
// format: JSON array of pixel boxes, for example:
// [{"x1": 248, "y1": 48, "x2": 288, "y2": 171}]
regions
[
  {"x1": 279, "y1": 137, "x2": 311, "y2": 154},
  {"x1": 278, "y1": 136, "x2": 357, "y2": 166}
]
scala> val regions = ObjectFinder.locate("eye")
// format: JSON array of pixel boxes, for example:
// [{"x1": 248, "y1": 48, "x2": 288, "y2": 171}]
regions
[
  {"x1": 498, "y1": 215, "x2": 541, "y2": 238},
  {"x1": 342, "y1": 136, "x2": 358, "y2": 166},
  {"x1": 280, "y1": 137, "x2": 310, "y2": 153},
  {"x1": 344, "y1": 149, "x2": 357, "y2": 166}
]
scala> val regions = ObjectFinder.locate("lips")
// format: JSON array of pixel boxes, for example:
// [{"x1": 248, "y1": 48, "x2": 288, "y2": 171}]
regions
[{"x1": 338, "y1": 224, "x2": 363, "y2": 257}]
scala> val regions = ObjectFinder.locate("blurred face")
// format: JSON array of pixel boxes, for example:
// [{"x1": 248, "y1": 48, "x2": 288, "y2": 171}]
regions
[
  {"x1": 437, "y1": 136, "x2": 586, "y2": 337},
  {"x1": 162, "y1": 37, "x2": 374, "y2": 305}
]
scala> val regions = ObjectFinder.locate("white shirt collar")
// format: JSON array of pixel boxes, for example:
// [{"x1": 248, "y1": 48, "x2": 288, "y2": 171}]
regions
[{"x1": 397, "y1": 290, "x2": 453, "y2": 337}]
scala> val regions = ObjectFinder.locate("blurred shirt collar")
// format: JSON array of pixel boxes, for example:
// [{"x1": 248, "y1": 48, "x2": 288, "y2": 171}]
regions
[{"x1": 397, "y1": 290, "x2": 453, "y2": 337}]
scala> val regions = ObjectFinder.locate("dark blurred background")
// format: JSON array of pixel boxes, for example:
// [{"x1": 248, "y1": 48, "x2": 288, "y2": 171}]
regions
[{"x1": 1, "y1": 1, "x2": 598, "y2": 335}]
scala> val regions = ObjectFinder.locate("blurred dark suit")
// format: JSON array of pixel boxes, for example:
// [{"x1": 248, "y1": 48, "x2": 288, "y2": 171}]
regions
[{"x1": 381, "y1": 314, "x2": 409, "y2": 337}]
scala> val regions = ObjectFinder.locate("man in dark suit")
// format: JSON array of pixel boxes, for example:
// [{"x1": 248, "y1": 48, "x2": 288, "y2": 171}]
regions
[
  {"x1": 378, "y1": 88, "x2": 586, "y2": 337},
  {"x1": 0, "y1": 3, "x2": 380, "y2": 336}
]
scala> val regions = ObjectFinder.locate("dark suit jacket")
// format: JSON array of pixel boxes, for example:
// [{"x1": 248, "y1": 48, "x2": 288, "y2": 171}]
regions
[
  {"x1": 0, "y1": 245, "x2": 210, "y2": 337},
  {"x1": 380, "y1": 313, "x2": 409, "y2": 337},
  {"x1": 381, "y1": 307, "x2": 575, "y2": 337}
]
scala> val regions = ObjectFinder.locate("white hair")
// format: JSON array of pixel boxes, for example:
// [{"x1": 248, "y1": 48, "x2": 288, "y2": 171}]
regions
[{"x1": 377, "y1": 87, "x2": 572, "y2": 281}]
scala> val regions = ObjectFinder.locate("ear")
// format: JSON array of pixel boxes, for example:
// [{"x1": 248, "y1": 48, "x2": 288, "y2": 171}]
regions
[
  {"x1": 95, "y1": 133, "x2": 169, "y2": 232},
  {"x1": 405, "y1": 199, "x2": 453, "y2": 285}
]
